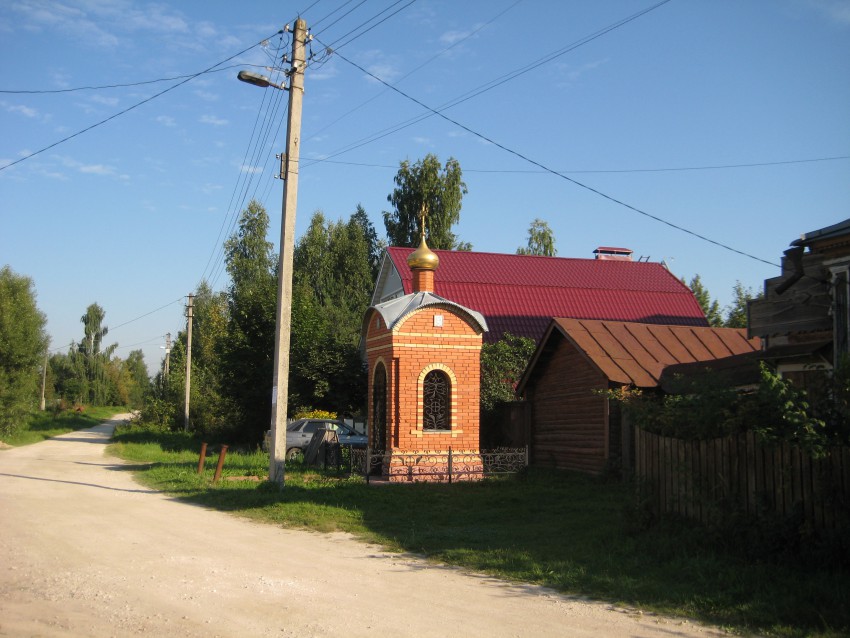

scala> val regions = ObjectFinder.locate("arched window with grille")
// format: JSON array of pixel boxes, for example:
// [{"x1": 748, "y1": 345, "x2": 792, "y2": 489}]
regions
[{"x1": 422, "y1": 369, "x2": 451, "y2": 431}]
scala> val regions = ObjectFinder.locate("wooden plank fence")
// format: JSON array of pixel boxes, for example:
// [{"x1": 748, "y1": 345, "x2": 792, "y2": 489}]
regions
[{"x1": 634, "y1": 428, "x2": 850, "y2": 531}]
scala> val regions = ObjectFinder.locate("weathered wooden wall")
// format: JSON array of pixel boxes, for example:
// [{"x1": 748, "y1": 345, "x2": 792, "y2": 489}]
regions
[
  {"x1": 634, "y1": 428, "x2": 850, "y2": 531},
  {"x1": 528, "y1": 341, "x2": 608, "y2": 474}
]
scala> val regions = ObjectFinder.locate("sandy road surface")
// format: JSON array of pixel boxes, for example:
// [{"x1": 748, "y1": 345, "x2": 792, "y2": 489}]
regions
[{"x1": 0, "y1": 417, "x2": 728, "y2": 637}]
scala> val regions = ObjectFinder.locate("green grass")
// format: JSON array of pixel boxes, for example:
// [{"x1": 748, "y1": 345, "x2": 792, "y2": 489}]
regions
[
  {"x1": 2, "y1": 406, "x2": 128, "y2": 447},
  {"x1": 109, "y1": 424, "x2": 849, "y2": 638}
]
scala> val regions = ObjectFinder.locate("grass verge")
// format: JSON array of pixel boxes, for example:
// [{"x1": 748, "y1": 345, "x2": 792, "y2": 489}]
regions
[
  {"x1": 2, "y1": 406, "x2": 128, "y2": 447},
  {"x1": 110, "y1": 424, "x2": 849, "y2": 638}
]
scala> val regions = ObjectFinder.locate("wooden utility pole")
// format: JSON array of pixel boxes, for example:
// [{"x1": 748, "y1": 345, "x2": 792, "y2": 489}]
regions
[
  {"x1": 269, "y1": 18, "x2": 307, "y2": 485},
  {"x1": 184, "y1": 295, "x2": 194, "y2": 432}
]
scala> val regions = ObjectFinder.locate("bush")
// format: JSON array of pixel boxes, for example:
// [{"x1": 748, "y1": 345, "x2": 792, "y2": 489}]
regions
[{"x1": 605, "y1": 363, "x2": 833, "y2": 457}]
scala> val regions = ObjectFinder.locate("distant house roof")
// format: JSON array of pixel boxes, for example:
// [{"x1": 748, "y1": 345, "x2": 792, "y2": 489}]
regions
[
  {"x1": 373, "y1": 247, "x2": 709, "y2": 344},
  {"x1": 792, "y1": 217, "x2": 850, "y2": 248},
  {"x1": 518, "y1": 318, "x2": 762, "y2": 392}
]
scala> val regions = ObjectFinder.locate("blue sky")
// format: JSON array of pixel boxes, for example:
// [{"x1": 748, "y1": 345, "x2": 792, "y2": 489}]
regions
[{"x1": 1, "y1": 0, "x2": 849, "y2": 375}]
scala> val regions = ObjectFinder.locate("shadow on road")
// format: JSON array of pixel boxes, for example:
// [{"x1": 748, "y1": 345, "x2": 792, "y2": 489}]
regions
[{"x1": 0, "y1": 471, "x2": 158, "y2": 494}]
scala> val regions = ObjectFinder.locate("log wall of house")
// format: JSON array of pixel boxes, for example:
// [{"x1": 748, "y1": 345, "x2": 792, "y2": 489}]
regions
[{"x1": 528, "y1": 339, "x2": 608, "y2": 474}]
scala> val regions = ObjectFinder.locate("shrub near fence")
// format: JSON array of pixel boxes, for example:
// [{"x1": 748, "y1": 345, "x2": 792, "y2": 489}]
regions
[{"x1": 634, "y1": 428, "x2": 850, "y2": 532}]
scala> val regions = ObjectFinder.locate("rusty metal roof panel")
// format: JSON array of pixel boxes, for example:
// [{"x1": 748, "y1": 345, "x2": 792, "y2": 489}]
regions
[{"x1": 547, "y1": 318, "x2": 762, "y2": 388}]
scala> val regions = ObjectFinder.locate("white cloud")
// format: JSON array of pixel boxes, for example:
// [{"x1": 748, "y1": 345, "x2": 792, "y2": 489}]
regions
[
  {"x1": 3, "y1": 103, "x2": 38, "y2": 118},
  {"x1": 807, "y1": 0, "x2": 850, "y2": 24},
  {"x1": 91, "y1": 95, "x2": 119, "y2": 107},
  {"x1": 194, "y1": 90, "x2": 219, "y2": 102},
  {"x1": 124, "y1": 4, "x2": 189, "y2": 34},
  {"x1": 79, "y1": 164, "x2": 114, "y2": 175},
  {"x1": 53, "y1": 154, "x2": 126, "y2": 179},
  {"x1": 240, "y1": 164, "x2": 263, "y2": 174},
  {"x1": 200, "y1": 114, "x2": 228, "y2": 126},
  {"x1": 554, "y1": 58, "x2": 608, "y2": 85},
  {"x1": 156, "y1": 115, "x2": 176, "y2": 127},
  {"x1": 440, "y1": 29, "x2": 473, "y2": 46},
  {"x1": 201, "y1": 183, "x2": 223, "y2": 194},
  {"x1": 358, "y1": 49, "x2": 402, "y2": 83}
]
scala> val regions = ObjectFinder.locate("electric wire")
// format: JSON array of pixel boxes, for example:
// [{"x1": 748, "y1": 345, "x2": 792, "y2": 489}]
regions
[
  {"x1": 304, "y1": 0, "x2": 523, "y2": 146},
  {"x1": 109, "y1": 297, "x2": 186, "y2": 332},
  {"x1": 196, "y1": 32, "x2": 289, "y2": 288},
  {"x1": 205, "y1": 85, "x2": 288, "y2": 289},
  {"x1": 115, "y1": 335, "x2": 170, "y2": 351},
  {"x1": 315, "y1": 0, "x2": 417, "y2": 50},
  {"x1": 327, "y1": 47, "x2": 782, "y2": 268},
  {"x1": 305, "y1": 0, "x2": 674, "y2": 167},
  {"x1": 311, "y1": 0, "x2": 369, "y2": 33},
  {"x1": 46, "y1": 297, "x2": 184, "y2": 355},
  {"x1": 0, "y1": 30, "x2": 285, "y2": 173},
  {"x1": 204, "y1": 75, "x2": 289, "y2": 290},
  {"x1": 0, "y1": 64, "x2": 276, "y2": 94},
  {"x1": 313, "y1": 155, "x2": 850, "y2": 174},
  {"x1": 299, "y1": 0, "x2": 326, "y2": 16}
]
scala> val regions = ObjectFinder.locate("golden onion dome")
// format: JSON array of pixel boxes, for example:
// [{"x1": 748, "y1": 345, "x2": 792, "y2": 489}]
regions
[{"x1": 407, "y1": 234, "x2": 439, "y2": 271}]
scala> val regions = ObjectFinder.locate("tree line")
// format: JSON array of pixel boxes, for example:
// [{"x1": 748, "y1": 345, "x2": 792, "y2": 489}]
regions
[{"x1": 0, "y1": 152, "x2": 760, "y2": 444}]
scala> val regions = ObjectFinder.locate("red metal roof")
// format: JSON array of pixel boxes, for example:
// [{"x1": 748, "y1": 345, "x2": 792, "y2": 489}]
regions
[
  {"x1": 520, "y1": 318, "x2": 762, "y2": 390},
  {"x1": 385, "y1": 247, "x2": 708, "y2": 343}
]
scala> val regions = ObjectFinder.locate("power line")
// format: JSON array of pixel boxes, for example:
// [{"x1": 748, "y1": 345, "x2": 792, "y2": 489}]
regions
[
  {"x1": 197, "y1": 33, "x2": 290, "y2": 288},
  {"x1": 319, "y1": 0, "x2": 418, "y2": 50},
  {"x1": 0, "y1": 30, "x2": 284, "y2": 173},
  {"x1": 306, "y1": 0, "x2": 674, "y2": 167},
  {"x1": 304, "y1": 0, "x2": 522, "y2": 146},
  {"x1": 46, "y1": 297, "x2": 183, "y2": 355},
  {"x1": 311, "y1": 0, "x2": 369, "y2": 33},
  {"x1": 311, "y1": 154, "x2": 850, "y2": 174},
  {"x1": 115, "y1": 335, "x2": 169, "y2": 351},
  {"x1": 0, "y1": 64, "x2": 273, "y2": 94},
  {"x1": 109, "y1": 297, "x2": 186, "y2": 332},
  {"x1": 326, "y1": 47, "x2": 781, "y2": 269}
]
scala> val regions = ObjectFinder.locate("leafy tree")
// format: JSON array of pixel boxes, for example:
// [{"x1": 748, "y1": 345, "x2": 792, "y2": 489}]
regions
[
  {"x1": 0, "y1": 266, "x2": 48, "y2": 436},
  {"x1": 724, "y1": 281, "x2": 762, "y2": 329},
  {"x1": 222, "y1": 200, "x2": 277, "y2": 443},
  {"x1": 49, "y1": 352, "x2": 80, "y2": 404},
  {"x1": 70, "y1": 303, "x2": 118, "y2": 405},
  {"x1": 351, "y1": 204, "x2": 385, "y2": 281},
  {"x1": 383, "y1": 154, "x2": 467, "y2": 249},
  {"x1": 290, "y1": 210, "x2": 372, "y2": 414},
  {"x1": 686, "y1": 275, "x2": 723, "y2": 327},
  {"x1": 189, "y1": 281, "x2": 235, "y2": 437},
  {"x1": 480, "y1": 333, "x2": 536, "y2": 412},
  {"x1": 517, "y1": 218, "x2": 557, "y2": 257},
  {"x1": 123, "y1": 349, "x2": 150, "y2": 409}
]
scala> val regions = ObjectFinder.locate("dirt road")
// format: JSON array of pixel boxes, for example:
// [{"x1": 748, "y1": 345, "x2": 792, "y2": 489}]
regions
[{"x1": 0, "y1": 417, "x2": 727, "y2": 637}]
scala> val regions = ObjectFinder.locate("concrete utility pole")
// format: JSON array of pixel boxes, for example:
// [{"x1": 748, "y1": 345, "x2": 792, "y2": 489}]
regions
[
  {"x1": 163, "y1": 332, "x2": 172, "y2": 377},
  {"x1": 40, "y1": 350, "x2": 48, "y2": 411},
  {"x1": 184, "y1": 295, "x2": 194, "y2": 432},
  {"x1": 269, "y1": 18, "x2": 307, "y2": 485}
]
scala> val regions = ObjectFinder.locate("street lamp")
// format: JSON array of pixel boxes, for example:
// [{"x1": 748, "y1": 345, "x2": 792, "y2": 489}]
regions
[
  {"x1": 237, "y1": 70, "x2": 286, "y2": 91},
  {"x1": 236, "y1": 19, "x2": 306, "y2": 486}
]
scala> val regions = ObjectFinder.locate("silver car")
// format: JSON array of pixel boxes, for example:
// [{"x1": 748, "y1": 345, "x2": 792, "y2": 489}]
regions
[{"x1": 265, "y1": 419, "x2": 368, "y2": 460}]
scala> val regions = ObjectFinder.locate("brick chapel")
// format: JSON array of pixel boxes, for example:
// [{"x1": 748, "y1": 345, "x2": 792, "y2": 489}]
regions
[{"x1": 362, "y1": 228, "x2": 488, "y2": 482}]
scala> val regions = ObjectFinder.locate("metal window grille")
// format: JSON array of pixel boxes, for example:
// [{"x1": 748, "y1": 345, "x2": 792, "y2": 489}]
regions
[{"x1": 423, "y1": 370, "x2": 450, "y2": 431}]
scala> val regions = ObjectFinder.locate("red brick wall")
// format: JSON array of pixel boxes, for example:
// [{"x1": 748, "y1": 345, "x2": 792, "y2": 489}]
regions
[{"x1": 365, "y1": 304, "x2": 483, "y2": 456}]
